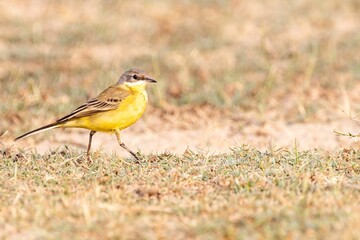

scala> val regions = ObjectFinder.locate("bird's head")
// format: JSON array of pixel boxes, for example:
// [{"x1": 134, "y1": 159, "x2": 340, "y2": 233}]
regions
[{"x1": 117, "y1": 69, "x2": 157, "y2": 87}]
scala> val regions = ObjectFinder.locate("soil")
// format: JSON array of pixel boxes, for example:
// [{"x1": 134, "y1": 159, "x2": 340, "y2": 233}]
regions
[{"x1": 6, "y1": 107, "x2": 359, "y2": 157}]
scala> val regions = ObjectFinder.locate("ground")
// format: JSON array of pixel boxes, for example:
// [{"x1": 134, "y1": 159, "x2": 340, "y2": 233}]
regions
[
  {"x1": 7, "y1": 106, "x2": 360, "y2": 156},
  {"x1": 1, "y1": 0, "x2": 360, "y2": 239},
  {"x1": 1, "y1": 146, "x2": 360, "y2": 239}
]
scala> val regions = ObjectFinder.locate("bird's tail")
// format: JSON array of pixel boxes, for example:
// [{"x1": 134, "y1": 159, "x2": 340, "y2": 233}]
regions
[{"x1": 14, "y1": 122, "x2": 60, "y2": 141}]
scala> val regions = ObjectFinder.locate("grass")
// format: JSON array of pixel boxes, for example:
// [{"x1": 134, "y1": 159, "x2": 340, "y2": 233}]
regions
[{"x1": 1, "y1": 146, "x2": 360, "y2": 239}]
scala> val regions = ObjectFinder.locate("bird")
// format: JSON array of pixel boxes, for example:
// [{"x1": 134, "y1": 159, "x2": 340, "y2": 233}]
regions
[{"x1": 14, "y1": 68, "x2": 157, "y2": 162}]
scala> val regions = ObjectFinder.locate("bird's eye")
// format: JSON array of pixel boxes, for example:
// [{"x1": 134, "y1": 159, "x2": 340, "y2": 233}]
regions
[{"x1": 133, "y1": 75, "x2": 138, "y2": 80}]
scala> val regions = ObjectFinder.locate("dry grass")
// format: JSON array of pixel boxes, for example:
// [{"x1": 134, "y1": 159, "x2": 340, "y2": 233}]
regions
[
  {"x1": 1, "y1": 146, "x2": 360, "y2": 239},
  {"x1": 1, "y1": 0, "x2": 360, "y2": 239}
]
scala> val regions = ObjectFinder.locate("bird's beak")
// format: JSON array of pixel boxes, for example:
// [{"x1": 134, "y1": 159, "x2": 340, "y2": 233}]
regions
[{"x1": 145, "y1": 77, "x2": 157, "y2": 83}]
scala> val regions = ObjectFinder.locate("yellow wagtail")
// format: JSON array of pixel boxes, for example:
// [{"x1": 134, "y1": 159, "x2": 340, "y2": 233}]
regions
[{"x1": 14, "y1": 69, "x2": 157, "y2": 161}]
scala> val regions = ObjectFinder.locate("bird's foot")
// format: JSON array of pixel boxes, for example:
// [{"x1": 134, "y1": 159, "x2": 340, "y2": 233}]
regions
[
  {"x1": 86, "y1": 154, "x2": 93, "y2": 164},
  {"x1": 130, "y1": 152, "x2": 142, "y2": 164}
]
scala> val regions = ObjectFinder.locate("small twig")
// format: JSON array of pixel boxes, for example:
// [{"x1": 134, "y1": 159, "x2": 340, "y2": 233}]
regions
[
  {"x1": 0, "y1": 130, "x2": 8, "y2": 138},
  {"x1": 333, "y1": 129, "x2": 360, "y2": 138}
]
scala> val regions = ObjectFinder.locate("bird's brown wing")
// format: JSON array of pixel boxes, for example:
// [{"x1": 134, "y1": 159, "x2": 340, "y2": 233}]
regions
[{"x1": 56, "y1": 85, "x2": 130, "y2": 124}]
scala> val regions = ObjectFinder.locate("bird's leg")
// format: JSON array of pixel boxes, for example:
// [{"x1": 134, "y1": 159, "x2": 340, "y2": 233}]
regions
[
  {"x1": 114, "y1": 129, "x2": 140, "y2": 163},
  {"x1": 86, "y1": 130, "x2": 96, "y2": 162}
]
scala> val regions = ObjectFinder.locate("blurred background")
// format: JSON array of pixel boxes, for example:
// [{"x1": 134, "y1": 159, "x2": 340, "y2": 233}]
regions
[{"x1": 1, "y1": 0, "x2": 360, "y2": 152}]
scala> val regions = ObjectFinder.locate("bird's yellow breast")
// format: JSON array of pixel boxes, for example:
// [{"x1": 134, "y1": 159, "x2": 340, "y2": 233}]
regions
[{"x1": 65, "y1": 85, "x2": 148, "y2": 132}]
